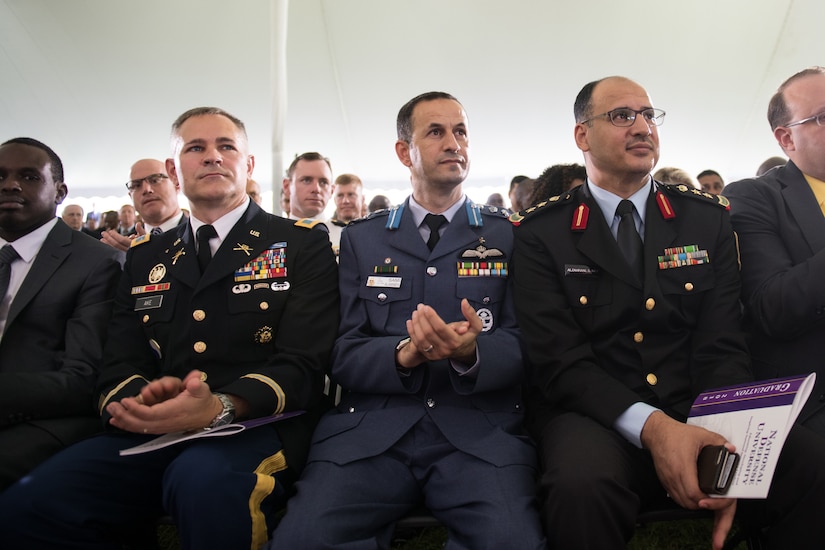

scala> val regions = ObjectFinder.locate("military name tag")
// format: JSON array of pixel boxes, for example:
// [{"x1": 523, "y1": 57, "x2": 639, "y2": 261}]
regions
[
  {"x1": 135, "y1": 295, "x2": 163, "y2": 311},
  {"x1": 565, "y1": 264, "x2": 599, "y2": 277},
  {"x1": 366, "y1": 276, "x2": 402, "y2": 288}
]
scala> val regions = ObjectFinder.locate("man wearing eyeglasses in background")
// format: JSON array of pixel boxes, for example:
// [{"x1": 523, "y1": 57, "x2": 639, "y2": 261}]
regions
[
  {"x1": 511, "y1": 76, "x2": 825, "y2": 549},
  {"x1": 101, "y1": 159, "x2": 186, "y2": 252},
  {"x1": 725, "y1": 66, "x2": 825, "y2": 440}
]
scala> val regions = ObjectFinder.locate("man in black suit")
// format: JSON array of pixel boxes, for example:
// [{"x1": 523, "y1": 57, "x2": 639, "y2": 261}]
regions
[
  {"x1": 0, "y1": 137, "x2": 122, "y2": 490},
  {"x1": 725, "y1": 66, "x2": 825, "y2": 438},
  {"x1": 512, "y1": 76, "x2": 825, "y2": 549},
  {"x1": 0, "y1": 108, "x2": 339, "y2": 549}
]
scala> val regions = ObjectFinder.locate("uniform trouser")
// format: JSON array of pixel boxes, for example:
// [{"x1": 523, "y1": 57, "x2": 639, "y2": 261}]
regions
[
  {"x1": 269, "y1": 415, "x2": 547, "y2": 550},
  {"x1": 0, "y1": 417, "x2": 100, "y2": 491},
  {"x1": 531, "y1": 411, "x2": 825, "y2": 550},
  {"x1": 0, "y1": 424, "x2": 291, "y2": 550}
]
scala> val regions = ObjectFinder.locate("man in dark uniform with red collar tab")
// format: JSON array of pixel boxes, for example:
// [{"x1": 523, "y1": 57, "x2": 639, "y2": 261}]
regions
[
  {"x1": 0, "y1": 107, "x2": 339, "y2": 549},
  {"x1": 512, "y1": 76, "x2": 825, "y2": 549}
]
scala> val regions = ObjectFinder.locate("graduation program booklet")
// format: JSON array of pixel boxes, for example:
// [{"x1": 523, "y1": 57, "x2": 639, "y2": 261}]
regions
[
  {"x1": 119, "y1": 410, "x2": 305, "y2": 456},
  {"x1": 686, "y1": 373, "x2": 815, "y2": 498}
]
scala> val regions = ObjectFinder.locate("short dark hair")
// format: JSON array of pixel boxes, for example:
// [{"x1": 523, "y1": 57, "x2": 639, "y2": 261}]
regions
[
  {"x1": 509, "y1": 175, "x2": 529, "y2": 193},
  {"x1": 171, "y1": 107, "x2": 247, "y2": 140},
  {"x1": 396, "y1": 91, "x2": 461, "y2": 142},
  {"x1": 696, "y1": 169, "x2": 722, "y2": 182},
  {"x1": 285, "y1": 152, "x2": 332, "y2": 179},
  {"x1": 767, "y1": 66, "x2": 825, "y2": 130},
  {"x1": 531, "y1": 163, "x2": 587, "y2": 205},
  {"x1": 1, "y1": 137, "x2": 64, "y2": 183},
  {"x1": 574, "y1": 79, "x2": 605, "y2": 123}
]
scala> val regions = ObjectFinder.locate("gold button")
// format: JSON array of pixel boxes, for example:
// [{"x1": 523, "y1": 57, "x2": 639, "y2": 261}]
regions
[
  {"x1": 633, "y1": 331, "x2": 644, "y2": 343},
  {"x1": 684, "y1": 282, "x2": 694, "y2": 291},
  {"x1": 259, "y1": 301, "x2": 269, "y2": 311},
  {"x1": 645, "y1": 298, "x2": 655, "y2": 311},
  {"x1": 193, "y1": 341, "x2": 207, "y2": 353},
  {"x1": 192, "y1": 310, "x2": 206, "y2": 321},
  {"x1": 579, "y1": 295, "x2": 588, "y2": 305},
  {"x1": 646, "y1": 373, "x2": 658, "y2": 386},
  {"x1": 142, "y1": 314, "x2": 150, "y2": 323}
]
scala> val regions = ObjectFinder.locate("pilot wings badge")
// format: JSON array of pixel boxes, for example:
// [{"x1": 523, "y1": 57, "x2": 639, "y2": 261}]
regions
[{"x1": 460, "y1": 237, "x2": 505, "y2": 259}]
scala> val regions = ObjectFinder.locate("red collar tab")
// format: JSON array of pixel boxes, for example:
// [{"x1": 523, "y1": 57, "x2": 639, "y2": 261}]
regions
[
  {"x1": 571, "y1": 203, "x2": 589, "y2": 231},
  {"x1": 656, "y1": 191, "x2": 675, "y2": 220}
]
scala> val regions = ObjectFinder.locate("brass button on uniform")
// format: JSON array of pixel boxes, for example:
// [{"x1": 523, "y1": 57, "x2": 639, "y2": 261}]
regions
[
  {"x1": 684, "y1": 282, "x2": 694, "y2": 292},
  {"x1": 259, "y1": 301, "x2": 269, "y2": 311},
  {"x1": 633, "y1": 331, "x2": 644, "y2": 343},
  {"x1": 646, "y1": 373, "x2": 658, "y2": 386},
  {"x1": 193, "y1": 341, "x2": 207, "y2": 353},
  {"x1": 192, "y1": 309, "x2": 206, "y2": 321},
  {"x1": 579, "y1": 295, "x2": 588, "y2": 305},
  {"x1": 645, "y1": 298, "x2": 655, "y2": 311},
  {"x1": 142, "y1": 314, "x2": 150, "y2": 323}
]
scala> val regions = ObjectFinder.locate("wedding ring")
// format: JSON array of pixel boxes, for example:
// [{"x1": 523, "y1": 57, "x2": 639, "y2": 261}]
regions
[{"x1": 423, "y1": 345, "x2": 434, "y2": 353}]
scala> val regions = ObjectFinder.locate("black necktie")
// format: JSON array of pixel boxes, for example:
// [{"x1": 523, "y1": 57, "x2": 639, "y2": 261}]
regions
[
  {"x1": 424, "y1": 214, "x2": 447, "y2": 251},
  {"x1": 616, "y1": 200, "x2": 643, "y2": 281},
  {"x1": 150, "y1": 226, "x2": 163, "y2": 236},
  {"x1": 196, "y1": 225, "x2": 217, "y2": 273},
  {"x1": 0, "y1": 245, "x2": 20, "y2": 301}
]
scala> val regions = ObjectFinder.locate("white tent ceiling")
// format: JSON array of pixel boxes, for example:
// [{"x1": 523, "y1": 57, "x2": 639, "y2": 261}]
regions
[{"x1": 1, "y1": 0, "x2": 821, "y2": 212}]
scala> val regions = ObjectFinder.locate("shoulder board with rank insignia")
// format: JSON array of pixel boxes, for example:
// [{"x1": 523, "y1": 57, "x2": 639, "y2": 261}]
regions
[
  {"x1": 508, "y1": 192, "x2": 575, "y2": 226},
  {"x1": 348, "y1": 207, "x2": 391, "y2": 227},
  {"x1": 130, "y1": 233, "x2": 151, "y2": 248},
  {"x1": 294, "y1": 218, "x2": 327, "y2": 232},
  {"x1": 659, "y1": 182, "x2": 730, "y2": 210},
  {"x1": 474, "y1": 202, "x2": 511, "y2": 220}
]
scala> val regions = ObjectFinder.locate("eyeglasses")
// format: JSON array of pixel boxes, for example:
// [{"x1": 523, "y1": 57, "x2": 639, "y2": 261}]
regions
[
  {"x1": 784, "y1": 112, "x2": 825, "y2": 128},
  {"x1": 125, "y1": 173, "x2": 169, "y2": 192},
  {"x1": 580, "y1": 108, "x2": 666, "y2": 127}
]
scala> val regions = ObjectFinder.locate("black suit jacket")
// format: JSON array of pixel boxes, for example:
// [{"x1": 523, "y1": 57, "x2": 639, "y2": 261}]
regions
[
  {"x1": 0, "y1": 220, "x2": 122, "y2": 479},
  {"x1": 513, "y1": 181, "x2": 752, "y2": 430},
  {"x1": 97, "y1": 201, "x2": 339, "y2": 470},
  {"x1": 725, "y1": 161, "x2": 825, "y2": 421}
]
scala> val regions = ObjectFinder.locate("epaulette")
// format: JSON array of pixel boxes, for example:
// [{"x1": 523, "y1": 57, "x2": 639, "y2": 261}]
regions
[
  {"x1": 476, "y1": 203, "x2": 511, "y2": 219},
  {"x1": 294, "y1": 218, "x2": 327, "y2": 231},
  {"x1": 130, "y1": 233, "x2": 151, "y2": 248},
  {"x1": 660, "y1": 183, "x2": 730, "y2": 210},
  {"x1": 509, "y1": 192, "x2": 576, "y2": 226},
  {"x1": 347, "y1": 208, "x2": 390, "y2": 227}
]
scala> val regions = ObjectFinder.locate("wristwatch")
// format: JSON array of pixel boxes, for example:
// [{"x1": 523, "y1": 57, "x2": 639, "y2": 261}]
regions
[{"x1": 207, "y1": 393, "x2": 236, "y2": 429}]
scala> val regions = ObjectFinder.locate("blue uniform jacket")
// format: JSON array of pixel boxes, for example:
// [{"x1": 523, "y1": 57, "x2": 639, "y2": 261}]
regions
[{"x1": 307, "y1": 197, "x2": 536, "y2": 469}]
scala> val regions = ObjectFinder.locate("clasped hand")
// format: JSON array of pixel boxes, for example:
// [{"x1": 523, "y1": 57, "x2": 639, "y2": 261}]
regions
[
  {"x1": 396, "y1": 298, "x2": 482, "y2": 369},
  {"x1": 106, "y1": 370, "x2": 221, "y2": 435}
]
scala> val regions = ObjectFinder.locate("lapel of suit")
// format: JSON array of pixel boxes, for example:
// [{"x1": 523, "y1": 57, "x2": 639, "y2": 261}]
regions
[
  {"x1": 386, "y1": 199, "x2": 430, "y2": 261},
  {"x1": 160, "y1": 223, "x2": 200, "y2": 290},
  {"x1": 7, "y1": 221, "x2": 71, "y2": 326},
  {"x1": 575, "y1": 189, "x2": 640, "y2": 288},
  {"x1": 643, "y1": 189, "x2": 678, "y2": 284},
  {"x1": 197, "y1": 202, "x2": 271, "y2": 291},
  {"x1": 779, "y1": 162, "x2": 825, "y2": 253}
]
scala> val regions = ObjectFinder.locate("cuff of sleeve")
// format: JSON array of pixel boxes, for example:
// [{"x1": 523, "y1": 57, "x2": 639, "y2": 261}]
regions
[{"x1": 614, "y1": 402, "x2": 659, "y2": 449}]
